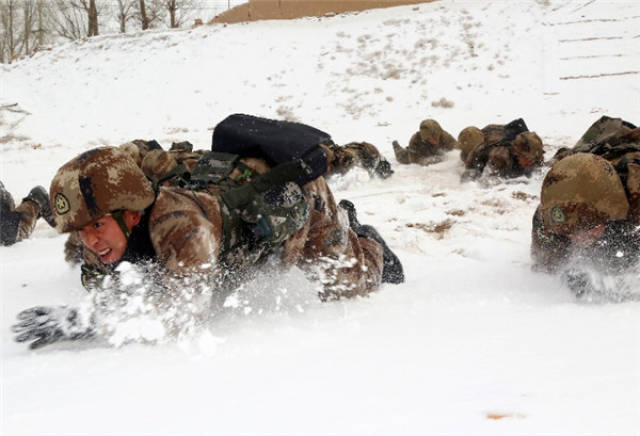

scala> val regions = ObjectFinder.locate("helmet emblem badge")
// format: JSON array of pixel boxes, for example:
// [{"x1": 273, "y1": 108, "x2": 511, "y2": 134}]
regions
[
  {"x1": 550, "y1": 205, "x2": 565, "y2": 223},
  {"x1": 54, "y1": 193, "x2": 70, "y2": 215}
]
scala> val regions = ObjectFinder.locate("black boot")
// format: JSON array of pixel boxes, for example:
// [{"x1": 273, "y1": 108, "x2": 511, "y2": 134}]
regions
[
  {"x1": 339, "y1": 199, "x2": 404, "y2": 284},
  {"x1": 25, "y1": 186, "x2": 56, "y2": 228},
  {"x1": 0, "y1": 181, "x2": 20, "y2": 246}
]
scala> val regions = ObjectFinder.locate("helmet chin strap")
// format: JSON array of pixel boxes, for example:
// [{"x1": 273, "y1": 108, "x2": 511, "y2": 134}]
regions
[{"x1": 111, "y1": 210, "x2": 131, "y2": 239}]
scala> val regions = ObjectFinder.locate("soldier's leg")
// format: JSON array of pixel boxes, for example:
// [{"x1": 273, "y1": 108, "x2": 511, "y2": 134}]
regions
[
  {"x1": 1, "y1": 185, "x2": 20, "y2": 246},
  {"x1": 25, "y1": 186, "x2": 56, "y2": 228},
  {"x1": 13, "y1": 198, "x2": 40, "y2": 243},
  {"x1": 1, "y1": 182, "x2": 20, "y2": 246},
  {"x1": 392, "y1": 140, "x2": 411, "y2": 164},
  {"x1": 297, "y1": 177, "x2": 384, "y2": 300},
  {"x1": 342, "y1": 142, "x2": 394, "y2": 178},
  {"x1": 338, "y1": 199, "x2": 404, "y2": 284},
  {"x1": 0, "y1": 185, "x2": 55, "y2": 246}
]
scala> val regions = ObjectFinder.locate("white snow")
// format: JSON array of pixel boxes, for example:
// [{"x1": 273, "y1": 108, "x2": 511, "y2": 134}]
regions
[{"x1": 1, "y1": 0, "x2": 640, "y2": 434}]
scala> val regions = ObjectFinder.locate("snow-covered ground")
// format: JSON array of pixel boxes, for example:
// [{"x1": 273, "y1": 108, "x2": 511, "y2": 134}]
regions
[{"x1": 2, "y1": 0, "x2": 639, "y2": 434}]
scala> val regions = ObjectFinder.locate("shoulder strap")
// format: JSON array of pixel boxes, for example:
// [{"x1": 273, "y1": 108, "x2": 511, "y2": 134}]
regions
[
  {"x1": 220, "y1": 159, "x2": 311, "y2": 210},
  {"x1": 151, "y1": 163, "x2": 189, "y2": 192}
]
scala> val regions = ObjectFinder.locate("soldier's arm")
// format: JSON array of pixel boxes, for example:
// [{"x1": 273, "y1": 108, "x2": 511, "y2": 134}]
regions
[
  {"x1": 441, "y1": 130, "x2": 458, "y2": 150},
  {"x1": 148, "y1": 188, "x2": 224, "y2": 276},
  {"x1": 392, "y1": 140, "x2": 411, "y2": 164}
]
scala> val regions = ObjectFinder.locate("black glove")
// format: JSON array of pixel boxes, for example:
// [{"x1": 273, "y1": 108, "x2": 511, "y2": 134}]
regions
[
  {"x1": 12, "y1": 306, "x2": 95, "y2": 349},
  {"x1": 562, "y1": 269, "x2": 592, "y2": 297},
  {"x1": 81, "y1": 263, "x2": 109, "y2": 292}
]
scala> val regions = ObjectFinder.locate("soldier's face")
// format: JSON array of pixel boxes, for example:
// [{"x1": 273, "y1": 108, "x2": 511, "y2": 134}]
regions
[
  {"x1": 79, "y1": 211, "x2": 141, "y2": 264},
  {"x1": 568, "y1": 224, "x2": 606, "y2": 247},
  {"x1": 515, "y1": 154, "x2": 534, "y2": 168}
]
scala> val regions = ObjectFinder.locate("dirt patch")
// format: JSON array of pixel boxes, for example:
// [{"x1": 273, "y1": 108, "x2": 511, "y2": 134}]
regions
[
  {"x1": 0, "y1": 134, "x2": 29, "y2": 144},
  {"x1": 446, "y1": 209, "x2": 465, "y2": 216},
  {"x1": 486, "y1": 412, "x2": 526, "y2": 420},
  {"x1": 405, "y1": 219, "x2": 454, "y2": 238},
  {"x1": 512, "y1": 191, "x2": 538, "y2": 201},
  {"x1": 212, "y1": 0, "x2": 435, "y2": 24}
]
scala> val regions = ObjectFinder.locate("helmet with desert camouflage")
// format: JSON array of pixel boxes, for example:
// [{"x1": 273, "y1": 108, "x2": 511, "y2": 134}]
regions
[
  {"x1": 540, "y1": 153, "x2": 629, "y2": 235},
  {"x1": 50, "y1": 147, "x2": 155, "y2": 233},
  {"x1": 419, "y1": 119, "x2": 443, "y2": 145},
  {"x1": 457, "y1": 126, "x2": 484, "y2": 161}
]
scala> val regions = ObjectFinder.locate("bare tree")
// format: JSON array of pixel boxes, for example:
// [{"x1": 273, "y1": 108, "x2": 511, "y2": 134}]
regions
[
  {"x1": 50, "y1": 0, "x2": 101, "y2": 40},
  {"x1": 164, "y1": 0, "x2": 194, "y2": 29},
  {"x1": 35, "y1": 0, "x2": 48, "y2": 48},
  {"x1": 0, "y1": 0, "x2": 19, "y2": 62},
  {"x1": 20, "y1": 0, "x2": 36, "y2": 55},
  {"x1": 116, "y1": 0, "x2": 136, "y2": 33},
  {"x1": 87, "y1": 0, "x2": 97, "y2": 36},
  {"x1": 136, "y1": 0, "x2": 163, "y2": 30}
]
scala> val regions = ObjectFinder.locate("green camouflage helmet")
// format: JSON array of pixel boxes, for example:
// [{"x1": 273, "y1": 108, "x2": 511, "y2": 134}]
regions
[
  {"x1": 540, "y1": 153, "x2": 629, "y2": 235},
  {"x1": 418, "y1": 119, "x2": 443, "y2": 145},
  {"x1": 49, "y1": 147, "x2": 155, "y2": 233}
]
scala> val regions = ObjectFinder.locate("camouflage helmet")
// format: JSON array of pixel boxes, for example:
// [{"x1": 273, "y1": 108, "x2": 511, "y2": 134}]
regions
[
  {"x1": 511, "y1": 131, "x2": 544, "y2": 168},
  {"x1": 118, "y1": 142, "x2": 143, "y2": 166},
  {"x1": 141, "y1": 149, "x2": 178, "y2": 183},
  {"x1": 49, "y1": 147, "x2": 155, "y2": 233},
  {"x1": 418, "y1": 119, "x2": 443, "y2": 144},
  {"x1": 574, "y1": 115, "x2": 635, "y2": 150},
  {"x1": 457, "y1": 126, "x2": 484, "y2": 161},
  {"x1": 540, "y1": 153, "x2": 629, "y2": 235},
  {"x1": 119, "y1": 139, "x2": 163, "y2": 167}
]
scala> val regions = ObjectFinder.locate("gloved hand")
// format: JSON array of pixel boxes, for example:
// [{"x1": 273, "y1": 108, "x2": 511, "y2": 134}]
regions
[
  {"x1": 12, "y1": 306, "x2": 95, "y2": 349},
  {"x1": 562, "y1": 269, "x2": 592, "y2": 297},
  {"x1": 81, "y1": 263, "x2": 109, "y2": 292}
]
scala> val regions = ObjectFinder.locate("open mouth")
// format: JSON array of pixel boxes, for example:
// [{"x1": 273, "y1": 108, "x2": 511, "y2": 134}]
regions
[{"x1": 97, "y1": 248, "x2": 112, "y2": 260}]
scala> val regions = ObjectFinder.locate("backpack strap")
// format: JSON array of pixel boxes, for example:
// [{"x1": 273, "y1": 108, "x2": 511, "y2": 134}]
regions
[
  {"x1": 220, "y1": 159, "x2": 311, "y2": 210},
  {"x1": 151, "y1": 163, "x2": 189, "y2": 192}
]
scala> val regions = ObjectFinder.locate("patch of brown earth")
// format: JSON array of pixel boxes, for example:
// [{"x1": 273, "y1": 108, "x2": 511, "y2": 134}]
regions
[
  {"x1": 212, "y1": 0, "x2": 436, "y2": 24},
  {"x1": 405, "y1": 219, "x2": 453, "y2": 238},
  {"x1": 512, "y1": 191, "x2": 538, "y2": 201}
]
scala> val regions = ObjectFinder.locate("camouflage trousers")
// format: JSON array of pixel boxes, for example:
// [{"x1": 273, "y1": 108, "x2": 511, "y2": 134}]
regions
[{"x1": 0, "y1": 199, "x2": 40, "y2": 246}]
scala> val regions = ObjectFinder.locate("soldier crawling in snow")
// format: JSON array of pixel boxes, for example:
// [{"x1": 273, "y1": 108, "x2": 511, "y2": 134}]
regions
[
  {"x1": 459, "y1": 118, "x2": 544, "y2": 180},
  {"x1": 12, "y1": 114, "x2": 404, "y2": 349},
  {"x1": 530, "y1": 115, "x2": 640, "y2": 294},
  {"x1": 392, "y1": 119, "x2": 457, "y2": 165},
  {"x1": 0, "y1": 181, "x2": 56, "y2": 246},
  {"x1": 62, "y1": 136, "x2": 394, "y2": 266}
]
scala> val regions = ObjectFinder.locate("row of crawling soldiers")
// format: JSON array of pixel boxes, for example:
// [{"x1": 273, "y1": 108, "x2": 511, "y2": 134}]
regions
[
  {"x1": 392, "y1": 114, "x2": 640, "y2": 281},
  {"x1": 0, "y1": 115, "x2": 554, "y2": 251},
  {"x1": 8, "y1": 114, "x2": 406, "y2": 349},
  {"x1": 393, "y1": 117, "x2": 545, "y2": 180},
  {"x1": 6, "y1": 113, "x2": 640, "y2": 349},
  {"x1": 0, "y1": 137, "x2": 394, "y2": 249}
]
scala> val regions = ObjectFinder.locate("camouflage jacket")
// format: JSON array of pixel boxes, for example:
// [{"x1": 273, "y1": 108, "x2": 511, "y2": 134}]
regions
[
  {"x1": 393, "y1": 129, "x2": 457, "y2": 165},
  {"x1": 463, "y1": 119, "x2": 544, "y2": 179}
]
